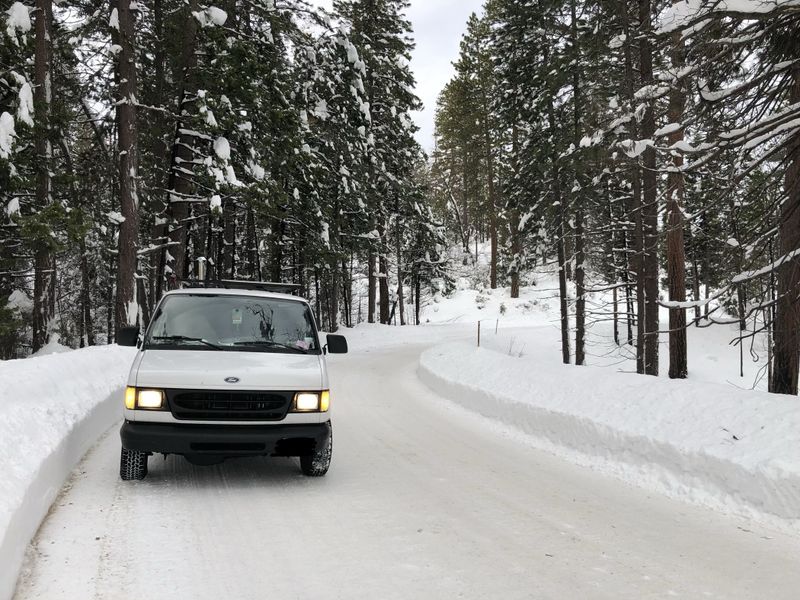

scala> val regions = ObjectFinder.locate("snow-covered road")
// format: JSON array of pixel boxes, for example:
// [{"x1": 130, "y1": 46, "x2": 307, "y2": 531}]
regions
[{"x1": 14, "y1": 343, "x2": 800, "y2": 599}]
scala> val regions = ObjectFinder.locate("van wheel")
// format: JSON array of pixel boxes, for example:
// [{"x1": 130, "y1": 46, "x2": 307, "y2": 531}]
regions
[
  {"x1": 120, "y1": 447, "x2": 148, "y2": 481},
  {"x1": 300, "y1": 425, "x2": 332, "y2": 477}
]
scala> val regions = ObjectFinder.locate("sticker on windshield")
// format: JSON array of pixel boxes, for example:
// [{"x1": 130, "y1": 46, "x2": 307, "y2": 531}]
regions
[{"x1": 232, "y1": 308, "x2": 243, "y2": 325}]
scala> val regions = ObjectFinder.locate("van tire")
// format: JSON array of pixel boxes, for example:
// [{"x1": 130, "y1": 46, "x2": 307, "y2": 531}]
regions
[
  {"x1": 300, "y1": 425, "x2": 332, "y2": 477},
  {"x1": 120, "y1": 447, "x2": 148, "y2": 481}
]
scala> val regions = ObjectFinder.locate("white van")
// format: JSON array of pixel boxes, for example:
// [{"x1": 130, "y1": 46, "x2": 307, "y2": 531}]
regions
[{"x1": 116, "y1": 281, "x2": 347, "y2": 480}]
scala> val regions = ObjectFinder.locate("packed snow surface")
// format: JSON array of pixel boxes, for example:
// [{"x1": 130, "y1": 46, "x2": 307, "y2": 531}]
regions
[
  {"x1": 419, "y1": 340, "x2": 800, "y2": 531},
  {"x1": 5, "y1": 254, "x2": 800, "y2": 598},
  {"x1": 0, "y1": 346, "x2": 135, "y2": 600},
  {"x1": 12, "y1": 340, "x2": 800, "y2": 599}
]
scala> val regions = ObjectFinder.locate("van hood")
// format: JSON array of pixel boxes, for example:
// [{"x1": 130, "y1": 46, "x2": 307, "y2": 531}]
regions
[{"x1": 133, "y1": 350, "x2": 324, "y2": 390}]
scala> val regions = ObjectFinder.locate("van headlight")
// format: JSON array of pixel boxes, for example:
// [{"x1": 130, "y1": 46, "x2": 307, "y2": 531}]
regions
[
  {"x1": 137, "y1": 389, "x2": 165, "y2": 409},
  {"x1": 124, "y1": 387, "x2": 166, "y2": 410},
  {"x1": 293, "y1": 391, "x2": 330, "y2": 413}
]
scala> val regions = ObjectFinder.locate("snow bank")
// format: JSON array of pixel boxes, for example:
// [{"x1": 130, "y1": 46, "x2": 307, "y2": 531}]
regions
[
  {"x1": 29, "y1": 333, "x2": 71, "y2": 357},
  {"x1": 0, "y1": 346, "x2": 135, "y2": 600},
  {"x1": 419, "y1": 342, "x2": 800, "y2": 532}
]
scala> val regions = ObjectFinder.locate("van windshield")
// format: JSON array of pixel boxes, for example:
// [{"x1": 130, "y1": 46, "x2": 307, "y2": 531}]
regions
[{"x1": 145, "y1": 294, "x2": 320, "y2": 354}]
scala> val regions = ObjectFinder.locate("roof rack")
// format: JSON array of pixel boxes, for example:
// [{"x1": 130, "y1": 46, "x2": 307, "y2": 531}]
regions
[{"x1": 181, "y1": 279, "x2": 302, "y2": 295}]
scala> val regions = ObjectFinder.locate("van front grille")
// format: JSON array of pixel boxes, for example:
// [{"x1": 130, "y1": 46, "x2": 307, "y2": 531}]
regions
[{"x1": 166, "y1": 390, "x2": 293, "y2": 421}]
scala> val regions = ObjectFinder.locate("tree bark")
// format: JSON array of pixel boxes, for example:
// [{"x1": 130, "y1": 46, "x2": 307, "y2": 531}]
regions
[
  {"x1": 222, "y1": 197, "x2": 236, "y2": 278},
  {"x1": 666, "y1": 10, "x2": 688, "y2": 379},
  {"x1": 31, "y1": 0, "x2": 55, "y2": 352},
  {"x1": 619, "y1": 0, "x2": 645, "y2": 372},
  {"x1": 245, "y1": 206, "x2": 260, "y2": 279},
  {"x1": 482, "y1": 95, "x2": 498, "y2": 289},
  {"x1": 771, "y1": 66, "x2": 800, "y2": 395},
  {"x1": 510, "y1": 124, "x2": 521, "y2": 299},
  {"x1": 639, "y1": 0, "x2": 660, "y2": 376},
  {"x1": 147, "y1": 0, "x2": 168, "y2": 305},
  {"x1": 688, "y1": 224, "x2": 702, "y2": 324},
  {"x1": 547, "y1": 93, "x2": 571, "y2": 364},
  {"x1": 368, "y1": 252, "x2": 376, "y2": 323},
  {"x1": 162, "y1": 0, "x2": 200, "y2": 287},
  {"x1": 379, "y1": 254, "x2": 390, "y2": 323},
  {"x1": 396, "y1": 220, "x2": 406, "y2": 326},
  {"x1": 80, "y1": 241, "x2": 94, "y2": 346},
  {"x1": 113, "y1": 0, "x2": 140, "y2": 331},
  {"x1": 571, "y1": 0, "x2": 586, "y2": 367},
  {"x1": 270, "y1": 215, "x2": 285, "y2": 282}
]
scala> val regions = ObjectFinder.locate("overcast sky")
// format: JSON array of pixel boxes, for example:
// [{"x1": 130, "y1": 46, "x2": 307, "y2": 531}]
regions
[{"x1": 308, "y1": 0, "x2": 485, "y2": 151}]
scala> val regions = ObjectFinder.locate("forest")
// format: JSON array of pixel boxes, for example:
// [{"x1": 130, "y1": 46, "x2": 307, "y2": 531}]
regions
[
  {"x1": 1, "y1": 0, "x2": 448, "y2": 356},
  {"x1": 430, "y1": 0, "x2": 800, "y2": 394},
  {"x1": 1, "y1": 0, "x2": 799, "y2": 395}
]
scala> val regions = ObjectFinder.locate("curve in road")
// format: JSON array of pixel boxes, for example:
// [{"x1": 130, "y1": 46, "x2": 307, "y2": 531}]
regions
[{"x1": 14, "y1": 343, "x2": 800, "y2": 599}]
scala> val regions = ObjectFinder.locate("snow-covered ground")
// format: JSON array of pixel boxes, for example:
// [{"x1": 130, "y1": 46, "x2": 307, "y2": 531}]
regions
[
  {"x1": 0, "y1": 346, "x2": 135, "y2": 600},
  {"x1": 12, "y1": 343, "x2": 800, "y2": 599},
  {"x1": 419, "y1": 340, "x2": 800, "y2": 532},
  {"x1": 419, "y1": 248, "x2": 772, "y2": 392},
  {"x1": 3, "y1": 255, "x2": 799, "y2": 598}
]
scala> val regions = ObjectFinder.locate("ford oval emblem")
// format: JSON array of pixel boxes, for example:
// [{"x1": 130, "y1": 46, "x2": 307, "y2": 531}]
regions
[{"x1": 225, "y1": 377, "x2": 240, "y2": 384}]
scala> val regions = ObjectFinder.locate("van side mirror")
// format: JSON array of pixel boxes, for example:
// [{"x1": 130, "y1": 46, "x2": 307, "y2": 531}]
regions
[
  {"x1": 326, "y1": 334, "x2": 348, "y2": 354},
  {"x1": 117, "y1": 326, "x2": 140, "y2": 347}
]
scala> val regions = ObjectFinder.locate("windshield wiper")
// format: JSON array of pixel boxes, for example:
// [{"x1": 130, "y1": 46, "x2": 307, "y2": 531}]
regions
[
  {"x1": 232, "y1": 340, "x2": 309, "y2": 354},
  {"x1": 149, "y1": 335, "x2": 223, "y2": 350}
]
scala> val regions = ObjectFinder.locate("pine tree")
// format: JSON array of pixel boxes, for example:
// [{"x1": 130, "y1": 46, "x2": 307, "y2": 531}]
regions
[
  {"x1": 111, "y1": 0, "x2": 139, "y2": 331},
  {"x1": 334, "y1": 0, "x2": 423, "y2": 324}
]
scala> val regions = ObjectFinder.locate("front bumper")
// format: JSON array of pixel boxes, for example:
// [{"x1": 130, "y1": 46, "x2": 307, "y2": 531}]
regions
[{"x1": 120, "y1": 421, "x2": 331, "y2": 458}]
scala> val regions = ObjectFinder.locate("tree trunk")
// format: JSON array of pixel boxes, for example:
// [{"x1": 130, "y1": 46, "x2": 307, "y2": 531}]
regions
[
  {"x1": 689, "y1": 226, "x2": 701, "y2": 324},
  {"x1": 461, "y1": 147, "x2": 471, "y2": 251},
  {"x1": 222, "y1": 197, "x2": 236, "y2": 278},
  {"x1": 396, "y1": 223, "x2": 406, "y2": 326},
  {"x1": 270, "y1": 216, "x2": 284, "y2": 282},
  {"x1": 147, "y1": 0, "x2": 168, "y2": 304},
  {"x1": 510, "y1": 124, "x2": 521, "y2": 299},
  {"x1": 341, "y1": 257, "x2": 351, "y2": 328},
  {"x1": 113, "y1": 0, "x2": 140, "y2": 331},
  {"x1": 162, "y1": 0, "x2": 200, "y2": 288},
  {"x1": 570, "y1": 0, "x2": 586, "y2": 367},
  {"x1": 379, "y1": 254, "x2": 390, "y2": 323},
  {"x1": 415, "y1": 276, "x2": 421, "y2": 326},
  {"x1": 771, "y1": 66, "x2": 800, "y2": 395},
  {"x1": 619, "y1": 0, "x2": 645, "y2": 373},
  {"x1": 329, "y1": 265, "x2": 340, "y2": 332},
  {"x1": 666, "y1": 11, "x2": 687, "y2": 379},
  {"x1": 640, "y1": 0, "x2": 660, "y2": 376},
  {"x1": 245, "y1": 206, "x2": 260, "y2": 279},
  {"x1": 31, "y1": 0, "x2": 55, "y2": 352},
  {"x1": 314, "y1": 269, "x2": 321, "y2": 326},
  {"x1": 482, "y1": 98, "x2": 498, "y2": 289},
  {"x1": 613, "y1": 285, "x2": 620, "y2": 346},
  {"x1": 80, "y1": 241, "x2": 94, "y2": 346},
  {"x1": 368, "y1": 252, "x2": 376, "y2": 323},
  {"x1": 106, "y1": 253, "x2": 114, "y2": 344},
  {"x1": 548, "y1": 94, "x2": 571, "y2": 364},
  {"x1": 574, "y1": 192, "x2": 586, "y2": 365}
]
